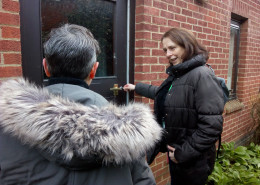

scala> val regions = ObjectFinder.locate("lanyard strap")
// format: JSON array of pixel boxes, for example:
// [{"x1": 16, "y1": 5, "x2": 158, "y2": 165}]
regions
[{"x1": 168, "y1": 84, "x2": 172, "y2": 91}]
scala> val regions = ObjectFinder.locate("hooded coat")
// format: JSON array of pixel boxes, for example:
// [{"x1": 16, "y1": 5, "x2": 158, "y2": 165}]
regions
[
  {"x1": 135, "y1": 55, "x2": 224, "y2": 185},
  {"x1": 0, "y1": 78, "x2": 162, "y2": 185}
]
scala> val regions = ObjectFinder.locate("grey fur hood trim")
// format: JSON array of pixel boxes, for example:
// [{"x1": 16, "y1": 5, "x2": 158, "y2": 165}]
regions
[{"x1": 0, "y1": 78, "x2": 162, "y2": 164}]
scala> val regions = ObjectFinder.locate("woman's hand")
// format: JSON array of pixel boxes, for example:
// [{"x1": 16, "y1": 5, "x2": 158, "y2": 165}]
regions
[
  {"x1": 123, "y1": 84, "x2": 136, "y2": 92},
  {"x1": 167, "y1": 145, "x2": 178, "y2": 163}
]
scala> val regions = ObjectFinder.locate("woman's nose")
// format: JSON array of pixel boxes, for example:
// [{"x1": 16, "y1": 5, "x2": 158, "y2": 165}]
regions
[{"x1": 166, "y1": 50, "x2": 172, "y2": 57}]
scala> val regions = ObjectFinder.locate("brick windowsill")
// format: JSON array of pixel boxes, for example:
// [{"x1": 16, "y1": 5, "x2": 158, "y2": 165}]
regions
[{"x1": 225, "y1": 99, "x2": 244, "y2": 114}]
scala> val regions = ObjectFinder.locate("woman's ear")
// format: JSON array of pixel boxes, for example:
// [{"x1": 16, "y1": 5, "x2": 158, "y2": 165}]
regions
[
  {"x1": 89, "y1": 62, "x2": 99, "y2": 79},
  {"x1": 43, "y1": 58, "x2": 51, "y2": 77}
]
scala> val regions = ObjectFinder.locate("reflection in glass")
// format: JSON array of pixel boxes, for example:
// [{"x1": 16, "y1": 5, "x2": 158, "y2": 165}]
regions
[
  {"x1": 41, "y1": 0, "x2": 115, "y2": 77},
  {"x1": 227, "y1": 23, "x2": 240, "y2": 98}
]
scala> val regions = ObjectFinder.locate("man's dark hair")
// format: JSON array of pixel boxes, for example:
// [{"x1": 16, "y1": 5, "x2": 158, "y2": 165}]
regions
[{"x1": 44, "y1": 24, "x2": 100, "y2": 80}]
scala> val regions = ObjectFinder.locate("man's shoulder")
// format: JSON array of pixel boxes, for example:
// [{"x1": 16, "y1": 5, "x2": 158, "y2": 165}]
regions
[{"x1": 46, "y1": 83, "x2": 108, "y2": 107}]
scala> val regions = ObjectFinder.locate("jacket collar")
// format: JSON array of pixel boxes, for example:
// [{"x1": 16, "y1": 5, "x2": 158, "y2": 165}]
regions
[
  {"x1": 47, "y1": 77, "x2": 89, "y2": 89},
  {"x1": 0, "y1": 78, "x2": 162, "y2": 165},
  {"x1": 166, "y1": 54, "x2": 206, "y2": 77}
]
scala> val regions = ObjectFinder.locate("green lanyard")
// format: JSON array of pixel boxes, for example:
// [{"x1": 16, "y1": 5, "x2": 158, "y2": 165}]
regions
[
  {"x1": 162, "y1": 84, "x2": 172, "y2": 129},
  {"x1": 168, "y1": 84, "x2": 172, "y2": 91}
]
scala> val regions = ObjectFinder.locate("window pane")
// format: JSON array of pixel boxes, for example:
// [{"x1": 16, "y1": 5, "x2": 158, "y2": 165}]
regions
[
  {"x1": 41, "y1": 0, "x2": 115, "y2": 77},
  {"x1": 227, "y1": 24, "x2": 240, "y2": 98}
]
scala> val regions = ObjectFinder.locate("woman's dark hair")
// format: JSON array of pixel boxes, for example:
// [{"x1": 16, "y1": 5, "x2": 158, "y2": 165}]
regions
[{"x1": 161, "y1": 28, "x2": 209, "y2": 62}]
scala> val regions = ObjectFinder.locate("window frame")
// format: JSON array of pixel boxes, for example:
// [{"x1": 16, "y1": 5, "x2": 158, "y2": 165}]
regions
[
  {"x1": 227, "y1": 13, "x2": 247, "y2": 100},
  {"x1": 227, "y1": 20, "x2": 240, "y2": 99}
]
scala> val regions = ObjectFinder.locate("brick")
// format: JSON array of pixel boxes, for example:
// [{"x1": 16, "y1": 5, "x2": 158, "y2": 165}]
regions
[
  {"x1": 203, "y1": 28, "x2": 212, "y2": 34},
  {"x1": 168, "y1": 5, "x2": 181, "y2": 13},
  {"x1": 153, "y1": 17, "x2": 167, "y2": 25},
  {"x1": 135, "y1": 31, "x2": 151, "y2": 40},
  {"x1": 208, "y1": 10, "x2": 216, "y2": 17},
  {"x1": 152, "y1": 33, "x2": 163, "y2": 41},
  {"x1": 212, "y1": 29, "x2": 220, "y2": 36},
  {"x1": 2, "y1": 26, "x2": 20, "y2": 39},
  {"x1": 213, "y1": 18, "x2": 220, "y2": 24},
  {"x1": 0, "y1": 12, "x2": 20, "y2": 25},
  {"x1": 168, "y1": 20, "x2": 181, "y2": 27},
  {"x1": 158, "y1": 57, "x2": 168, "y2": 64},
  {"x1": 135, "y1": 65, "x2": 150, "y2": 72},
  {"x1": 152, "y1": 49, "x2": 164, "y2": 56},
  {"x1": 155, "y1": 176, "x2": 162, "y2": 183},
  {"x1": 208, "y1": 22, "x2": 216, "y2": 29},
  {"x1": 136, "y1": 40, "x2": 158, "y2": 48},
  {"x1": 136, "y1": 23, "x2": 159, "y2": 32},
  {"x1": 153, "y1": 1, "x2": 167, "y2": 10},
  {"x1": 3, "y1": 0, "x2": 20, "y2": 12},
  {"x1": 136, "y1": 0, "x2": 152, "y2": 6},
  {"x1": 211, "y1": 41, "x2": 219, "y2": 47},
  {"x1": 188, "y1": 3, "x2": 199, "y2": 11},
  {"x1": 182, "y1": 9, "x2": 192, "y2": 17},
  {"x1": 3, "y1": 53, "x2": 21, "y2": 64},
  {"x1": 154, "y1": 167, "x2": 169, "y2": 177},
  {"x1": 135, "y1": 6, "x2": 145, "y2": 15},
  {"x1": 135, "y1": 48, "x2": 150, "y2": 56},
  {"x1": 198, "y1": 20, "x2": 208, "y2": 27},
  {"x1": 0, "y1": 66, "x2": 22, "y2": 78},
  {"x1": 187, "y1": 17, "x2": 198, "y2": 25},
  {"x1": 135, "y1": 14, "x2": 152, "y2": 23},
  {"x1": 181, "y1": 23, "x2": 192, "y2": 30},
  {"x1": 193, "y1": 12, "x2": 204, "y2": 20},
  {"x1": 221, "y1": 20, "x2": 228, "y2": 27},
  {"x1": 161, "y1": 0, "x2": 174, "y2": 3},
  {"x1": 197, "y1": 33, "x2": 207, "y2": 39},
  {"x1": 151, "y1": 163, "x2": 163, "y2": 172},
  {"x1": 155, "y1": 153, "x2": 167, "y2": 163},
  {"x1": 204, "y1": 15, "x2": 213, "y2": 22},
  {"x1": 0, "y1": 40, "x2": 21, "y2": 51},
  {"x1": 151, "y1": 65, "x2": 165, "y2": 72},
  {"x1": 135, "y1": 73, "x2": 158, "y2": 81},
  {"x1": 193, "y1": 25, "x2": 202, "y2": 32},
  {"x1": 176, "y1": 0, "x2": 187, "y2": 8},
  {"x1": 160, "y1": 10, "x2": 174, "y2": 19},
  {"x1": 175, "y1": 14, "x2": 186, "y2": 22},
  {"x1": 135, "y1": 57, "x2": 158, "y2": 64},
  {"x1": 143, "y1": 6, "x2": 160, "y2": 16}
]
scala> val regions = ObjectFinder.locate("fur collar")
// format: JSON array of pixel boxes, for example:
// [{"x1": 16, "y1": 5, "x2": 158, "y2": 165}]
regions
[{"x1": 0, "y1": 78, "x2": 162, "y2": 165}]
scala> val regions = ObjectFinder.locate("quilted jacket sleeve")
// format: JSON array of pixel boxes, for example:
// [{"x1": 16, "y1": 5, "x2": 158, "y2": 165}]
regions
[{"x1": 135, "y1": 83, "x2": 158, "y2": 100}]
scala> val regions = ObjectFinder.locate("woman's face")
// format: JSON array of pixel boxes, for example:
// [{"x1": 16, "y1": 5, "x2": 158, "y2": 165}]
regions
[{"x1": 162, "y1": 37, "x2": 185, "y2": 66}]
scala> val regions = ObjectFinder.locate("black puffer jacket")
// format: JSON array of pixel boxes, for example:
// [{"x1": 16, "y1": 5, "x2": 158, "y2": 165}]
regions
[{"x1": 135, "y1": 55, "x2": 224, "y2": 166}]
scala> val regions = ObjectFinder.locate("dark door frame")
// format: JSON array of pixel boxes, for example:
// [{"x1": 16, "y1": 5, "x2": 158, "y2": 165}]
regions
[{"x1": 19, "y1": 0, "x2": 135, "y2": 102}]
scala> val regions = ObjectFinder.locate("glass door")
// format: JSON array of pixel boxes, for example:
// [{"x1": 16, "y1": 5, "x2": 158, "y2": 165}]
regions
[{"x1": 20, "y1": 0, "x2": 135, "y2": 104}]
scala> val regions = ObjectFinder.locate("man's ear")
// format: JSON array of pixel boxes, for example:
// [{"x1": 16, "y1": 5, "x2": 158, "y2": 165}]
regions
[
  {"x1": 43, "y1": 58, "x2": 51, "y2": 77},
  {"x1": 89, "y1": 62, "x2": 99, "y2": 79}
]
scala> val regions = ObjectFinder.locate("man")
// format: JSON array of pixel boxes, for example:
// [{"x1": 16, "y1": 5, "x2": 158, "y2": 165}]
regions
[{"x1": 0, "y1": 24, "x2": 162, "y2": 185}]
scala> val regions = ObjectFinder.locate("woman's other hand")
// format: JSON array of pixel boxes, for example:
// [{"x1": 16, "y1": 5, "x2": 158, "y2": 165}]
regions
[
  {"x1": 167, "y1": 145, "x2": 178, "y2": 163},
  {"x1": 123, "y1": 84, "x2": 135, "y2": 92}
]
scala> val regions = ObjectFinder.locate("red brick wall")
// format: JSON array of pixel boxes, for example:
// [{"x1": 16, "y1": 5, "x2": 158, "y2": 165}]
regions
[
  {"x1": 135, "y1": 0, "x2": 260, "y2": 184},
  {"x1": 0, "y1": 0, "x2": 22, "y2": 81}
]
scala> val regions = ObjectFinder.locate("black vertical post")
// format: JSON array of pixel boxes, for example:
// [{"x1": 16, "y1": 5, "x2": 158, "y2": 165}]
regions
[{"x1": 20, "y1": 0, "x2": 43, "y2": 85}]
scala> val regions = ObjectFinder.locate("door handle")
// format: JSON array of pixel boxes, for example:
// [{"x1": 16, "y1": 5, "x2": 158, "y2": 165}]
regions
[{"x1": 110, "y1": 84, "x2": 123, "y2": 96}]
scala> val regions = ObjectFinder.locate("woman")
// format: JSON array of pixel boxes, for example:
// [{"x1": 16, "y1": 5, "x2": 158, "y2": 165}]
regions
[{"x1": 124, "y1": 28, "x2": 224, "y2": 185}]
